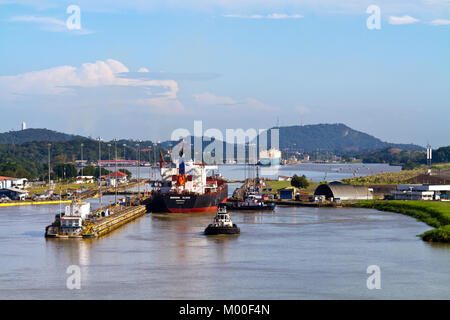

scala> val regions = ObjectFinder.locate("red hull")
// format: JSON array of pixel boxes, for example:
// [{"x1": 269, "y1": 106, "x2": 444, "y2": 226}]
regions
[
  {"x1": 167, "y1": 197, "x2": 228, "y2": 213},
  {"x1": 168, "y1": 206, "x2": 218, "y2": 213}
]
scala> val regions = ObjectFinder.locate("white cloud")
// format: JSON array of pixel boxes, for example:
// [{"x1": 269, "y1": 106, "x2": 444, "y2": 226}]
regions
[
  {"x1": 193, "y1": 92, "x2": 236, "y2": 105},
  {"x1": 10, "y1": 15, "x2": 65, "y2": 27},
  {"x1": 223, "y1": 13, "x2": 303, "y2": 19},
  {"x1": 0, "y1": 59, "x2": 183, "y2": 114},
  {"x1": 295, "y1": 106, "x2": 311, "y2": 115},
  {"x1": 193, "y1": 92, "x2": 278, "y2": 111},
  {"x1": 9, "y1": 15, "x2": 93, "y2": 34},
  {"x1": 138, "y1": 67, "x2": 150, "y2": 72},
  {"x1": 430, "y1": 18, "x2": 450, "y2": 25},
  {"x1": 137, "y1": 97, "x2": 184, "y2": 114},
  {"x1": 388, "y1": 15, "x2": 420, "y2": 24}
]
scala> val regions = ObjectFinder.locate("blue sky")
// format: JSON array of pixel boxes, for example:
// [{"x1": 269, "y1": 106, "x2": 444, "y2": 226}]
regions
[{"x1": 0, "y1": 0, "x2": 449, "y2": 147}]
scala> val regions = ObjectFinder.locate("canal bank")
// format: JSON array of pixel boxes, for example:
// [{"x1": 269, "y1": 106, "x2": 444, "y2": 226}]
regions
[
  {"x1": 0, "y1": 200, "x2": 72, "y2": 207},
  {"x1": 352, "y1": 200, "x2": 450, "y2": 243}
]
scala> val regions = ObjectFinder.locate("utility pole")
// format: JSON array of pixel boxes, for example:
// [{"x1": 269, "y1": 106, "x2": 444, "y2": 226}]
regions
[
  {"x1": 114, "y1": 139, "x2": 118, "y2": 204},
  {"x1": 108, "y1": 143, "x2": 111, "y2": 162},
  {"x1": 47, "y1": 143, "x2": 51, "y2": 186},
  {"x1": 123, "y1": 144, "x2": 127, "y2": 160},
  {"x1": 98, "y1": 137, "x2": 102, "y2": 207},
  {"x1": 148, "y1": 146, "x2": 151, "y2": 182},
  {"x1": 80, "y1": 143, "x2": 84, "y2": 177},
  {"x1": 153, "y1": 143, "x2": 157, "y2": 167},
  {"x1": 136, "y1": 141, "x2": 141, "y2": 196},
  {"x1": 427, "y1": 144, "x2": 432, "y2": 174}
]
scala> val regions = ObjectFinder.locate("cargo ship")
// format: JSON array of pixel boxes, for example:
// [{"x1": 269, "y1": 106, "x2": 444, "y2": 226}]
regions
[
  {"x1": 258, "y1": 148, "x2": 281, "y2": 166},
  {"x1": 146, "y1": 153, "x2": 228, "y2": 213}
]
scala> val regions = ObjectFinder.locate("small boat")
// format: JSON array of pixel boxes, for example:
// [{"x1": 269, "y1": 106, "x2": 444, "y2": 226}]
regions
[{"x1": 204, "y1": 204, "x2": 240, "y2": 235}]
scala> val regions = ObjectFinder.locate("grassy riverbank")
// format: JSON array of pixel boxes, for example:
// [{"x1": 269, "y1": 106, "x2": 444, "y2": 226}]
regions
[
  {"x1": 342, "y1": 169, "x2": 423, "y2": 185},
  {"x1": 26, "y1": 182, "x2": 97, "y2": 194},
  {"x1": 265, "y1": 180, "x2": 320, "y2": 195},
  {"x1": 353, "y1": 200, "x2": 450, "y2": 242}
]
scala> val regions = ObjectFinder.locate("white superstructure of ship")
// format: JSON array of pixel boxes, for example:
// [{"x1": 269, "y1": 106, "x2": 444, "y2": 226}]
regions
[{"x1": 259, "y1": 148, "x2": 281, "y2": 166}]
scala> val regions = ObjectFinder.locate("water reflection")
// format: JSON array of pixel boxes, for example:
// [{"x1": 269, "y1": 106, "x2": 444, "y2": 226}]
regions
[{"x1": 45, "y1": 238, "x2": 93, "y2": 267}]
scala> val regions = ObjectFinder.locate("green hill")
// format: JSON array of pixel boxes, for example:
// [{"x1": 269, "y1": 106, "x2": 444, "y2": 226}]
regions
[
  {"x1": 0, "y1": 128, "x2": 85, "y2": 144},
  {"x1": 275, "y1": 123, "x2": 424, "y2": 154}
]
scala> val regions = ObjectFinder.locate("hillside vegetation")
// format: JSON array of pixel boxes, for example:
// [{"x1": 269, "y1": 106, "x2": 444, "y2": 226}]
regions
[
  {"x1": 276, "y1": 123, "x2": 424, "y2": 154},
  {"x1": 358, "y1": 146, "x2": 450, "y2": 169},
  {"x1": 0, "y1": 128, "x2": 84, "y2": 144},
  {"x1": 0, "y1": 138, "x2": 166, "y2": 180}
]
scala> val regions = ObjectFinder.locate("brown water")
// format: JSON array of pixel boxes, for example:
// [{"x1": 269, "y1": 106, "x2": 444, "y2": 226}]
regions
[{"x1": 0, "y1": 195, "x2": 449, "y2": 299}]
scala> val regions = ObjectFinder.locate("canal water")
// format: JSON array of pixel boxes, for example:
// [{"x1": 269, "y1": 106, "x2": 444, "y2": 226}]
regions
[
  {"x1": 118, "y1": 163, "x2": 402, "y2": 183},
  {"x1": 1, "y1": 163, "x2": 448, "y2": 299},
  {"x1": 0, "y1": 195, "x2": 449, "y2": 299}
]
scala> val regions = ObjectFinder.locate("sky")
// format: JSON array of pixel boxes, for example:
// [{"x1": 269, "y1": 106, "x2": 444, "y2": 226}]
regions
[{"x1": 0, "y1": 0, "x2": 449, "y2": 147}]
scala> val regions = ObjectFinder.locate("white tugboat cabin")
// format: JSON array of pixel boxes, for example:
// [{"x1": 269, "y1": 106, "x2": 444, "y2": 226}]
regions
[{"x1": 213, "y1": 205, "x2": 233, "y2": 227}]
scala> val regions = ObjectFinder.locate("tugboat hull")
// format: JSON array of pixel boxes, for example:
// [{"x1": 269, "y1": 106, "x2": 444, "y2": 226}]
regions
[{"x1": 204, "y1": 224, "x2": 240, "y2": 235}]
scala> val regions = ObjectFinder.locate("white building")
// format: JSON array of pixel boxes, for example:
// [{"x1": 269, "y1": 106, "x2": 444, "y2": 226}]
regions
[
  {"x1": 392, "y1": 185, "x2": 450, "y2": 201},
  {"x1": 12, "y1": 178, "x2": 28, "y2": 189},
  {"x1": 103, "y1": 171, "x2": 128, "y2": 187},
  {"x1": 0, "y1": 176, "x2": 14, "y2": 189},
  {"x1": 75, "y1": 176, "x2": 94, "y2": 184}
]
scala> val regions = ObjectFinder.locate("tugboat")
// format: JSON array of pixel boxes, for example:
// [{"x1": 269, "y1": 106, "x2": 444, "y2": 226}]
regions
[
  {"x1": 204, "y1": 204, "x2": 240, "y2": 235},
  {"x1": 226, "y1": 193, "x2": 276, "y2": 211}
]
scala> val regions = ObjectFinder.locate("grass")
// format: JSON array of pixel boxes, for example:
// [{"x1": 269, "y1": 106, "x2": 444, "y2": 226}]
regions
[
  {"x1": 431, "y1": 163, "x2": 450, "y2": 171},
  {"x1": 265, "y1": 180, "x2": 291, "y2": 193},
  {"x1": 265, "y1": 180, "x2": 320, "y2": 195},
  {"x1": 26, "y1": 182, "x2": 97, "y2": 195},
  {"x1": 342, "y1": 169, "x2": 424, "y2": 185},
  {"x1": 353, "y1": 200, "x2": 450, "y2": 243},
  {"x1": 342, "y1": 163, "x2": 450, "y2": 186}
]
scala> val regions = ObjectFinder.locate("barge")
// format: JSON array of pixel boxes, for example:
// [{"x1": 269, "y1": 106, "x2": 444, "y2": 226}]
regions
[{"x1": 45, "y1": 200, "x2": 147, "y2": 239}]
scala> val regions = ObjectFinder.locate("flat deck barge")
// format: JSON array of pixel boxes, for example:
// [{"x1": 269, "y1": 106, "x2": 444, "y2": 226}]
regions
[{"x1": 45, "y1": 201, "x2": 147, "y2": 239}]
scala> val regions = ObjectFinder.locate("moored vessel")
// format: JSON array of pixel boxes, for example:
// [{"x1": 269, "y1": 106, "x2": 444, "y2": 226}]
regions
[
  {"x1": 258, "y1": 148, "x2": 281, "y2": 166},
  {"x1": 146, "y1": 151, "x2": 228, "y2": 213},
  {"x1": 226, "y1": 194, "x2": 276, "y2": 211}
]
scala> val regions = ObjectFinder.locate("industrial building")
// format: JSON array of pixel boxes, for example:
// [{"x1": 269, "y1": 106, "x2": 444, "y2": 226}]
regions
[
  {"x1": 0, "y1": 188, "x2": 29, "y2": 201},
  {"x1": 278, "y1": 187, "x2": 297, "y2": 200},
  {"x1": 314, "y1": 183, "x2": 373, "y2": 201},
  {"x1": 391, "y1": 185, "x2": 450, "y2": 201}
]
